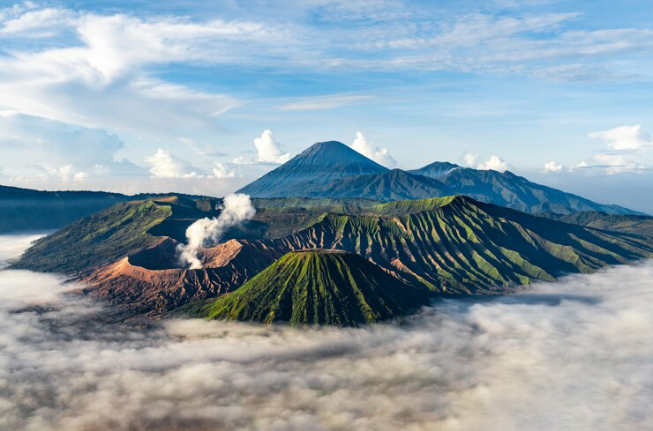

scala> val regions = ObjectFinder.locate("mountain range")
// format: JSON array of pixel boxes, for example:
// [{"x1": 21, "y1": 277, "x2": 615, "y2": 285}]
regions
[
  {"x1": 239, "y1": 141, "x2": 641, "y2": 215},
  {"x1": 13, "y1": 195, "x2": 653, "y2": 320},
  {"x1": 7, "y1": 139, "x2": 653, "y2": 326}
]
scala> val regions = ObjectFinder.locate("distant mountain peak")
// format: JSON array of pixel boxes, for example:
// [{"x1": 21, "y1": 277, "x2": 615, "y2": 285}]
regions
[
  {"x1": 409, "y1": 161, "x2": 461, "y2": 179},
  {"x1": 293, "y1": 140, "x2": 385, "y2": 167},
  {"x1": 237, "y1": 140, "x2": 389, "y2": 198}
]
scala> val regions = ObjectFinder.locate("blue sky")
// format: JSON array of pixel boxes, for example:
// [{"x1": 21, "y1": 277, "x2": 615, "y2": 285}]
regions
[{"x1": 0, "y1": 0, "x2": 652, "y2": 212}]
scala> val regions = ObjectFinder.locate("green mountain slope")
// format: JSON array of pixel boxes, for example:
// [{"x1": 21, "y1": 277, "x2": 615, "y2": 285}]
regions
[
  {"x1": 11, "y1": 196, "x2": 223, "y2": 275},
  {"x1": 537, "y1": 211, "x2": 653, "y2": 237},
  {"x1": 268, "y1": 197, "x2": 653, "y2": 293},
  {"x1": 200, "y1": 250, "x2": 431, "y2": 326},
  {"x1": 11, "y1": 200, "x2": 172, "y2": 275},
  {"x1": 13, "y1": 195, "x2": 653, "y2": 317}
]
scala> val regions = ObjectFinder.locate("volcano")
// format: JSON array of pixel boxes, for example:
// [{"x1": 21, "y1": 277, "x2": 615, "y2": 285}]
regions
[
  {"x1": 200, "y1": 250, "x2": 432, "y2": 326},
  {"x1": 238, "y1": 141, "x2": 389, "y2": 198}
]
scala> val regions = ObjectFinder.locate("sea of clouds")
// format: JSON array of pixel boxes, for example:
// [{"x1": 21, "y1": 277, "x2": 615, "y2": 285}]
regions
[{"x1": 1, "y1": 233, "x2": 652, "y2": 431}]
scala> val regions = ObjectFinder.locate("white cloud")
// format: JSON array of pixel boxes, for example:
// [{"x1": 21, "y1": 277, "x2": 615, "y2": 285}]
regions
[
  {"x1": 464, "y1": 153, "x2": 508, "y2": 172},
  {"x1": 0, "y1": 7, "x2": 72, "y2": 36},
  {"x1": 478, "y1": 155, "x2": 508, "y2": 171},
  {"x1": 574, "y1": 125, "x2": 653, "y2": 174},
  {"x1": 2, "y1": 235, "x2": 653, "y2": 430},
  {"x1": 350, "y1": 131, "x2": 397, "y2": 168},
  {"x1": 279, "y1": 95, "x2": 375, "y2": 111},
  {"x1": 0, "y1": 7, "x2": 274, "y2": 140},
  {"x1": 589, "y1": 125, "x2": 653, "y2": 151},
  {"x1": 464, "y1": 153, "x2": 478, "y2": 167},
  {"x1": 145, "y1": 149, "x2": 238, "y2": 182},
  {"x1": 544, "y1": 161, "x2": 563, "y2": 172},
  {"x1": 212, "y1": 161, "x2": 236, "y2": 179},
  {"x1": 0, "y1": 113, "x2": 148, "y2": 185},
  {"x1": 144, "y1": 149, "x2": 201, "y2": 179},
  {"x1": 231, "y1": 156, "x2": 254, "y2": 165},
  {"x1": 72, "y1": 171, "x2": 88, "y2": 181},
  {"x1": 45, "y1": 165, "x2": 86, "y2": 182},
  {"x1": 591, "y1": 153, "x2": 641, "y2": 175},
  {"x1": 254, "y1": 130, "x2": 291, "y2": 164}
]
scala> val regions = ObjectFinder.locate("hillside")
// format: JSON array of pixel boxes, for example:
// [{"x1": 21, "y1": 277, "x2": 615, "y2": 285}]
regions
[
  {"x1": 14, "y1": 195, "x2": 653, "y2": 316},
  {"x1": 199, "y1": 250, "x2": 431, "y2": 326},
  {"x1": 538, "y1": 211, "x2": 653, "y2": 237},
  {"x1": 0, "y1": 185, "x2": 130, "y2": 233},
  {"x1": 12, "y1": 196, "x2": 221, "y2": 275},
  {"x1": 267, "y1": 197, "x2": 653, "y2": 293},
  {"x1": 310, "y1": 169, "x2": 448, "y2": 201}
]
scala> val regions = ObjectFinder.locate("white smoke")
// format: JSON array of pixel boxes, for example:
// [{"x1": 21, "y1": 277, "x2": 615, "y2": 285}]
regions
[
  {"x1": 2, "y1": 234, "x2": 653, "y2": 431},
  {"x1": 177, "y1": 193, "x2": 256, "y2": 269}
]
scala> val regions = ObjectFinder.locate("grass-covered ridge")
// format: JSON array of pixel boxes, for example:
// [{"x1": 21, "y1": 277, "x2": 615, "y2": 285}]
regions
[
  {"x1": 12, "y1": 200, "x2": 171, "y2": 274},
  {"x1": 270, "y1": 196, "x2": 653, "y2": 294},
  {"x1": 11, "y1": 196, "x2": 225, "y2": 275},
  {"x1": 13, "y1": 194, "x2": 653, "y2": 312},
  {"x1": 201, "y1": 250, "x2": 432, "y2": 326}
]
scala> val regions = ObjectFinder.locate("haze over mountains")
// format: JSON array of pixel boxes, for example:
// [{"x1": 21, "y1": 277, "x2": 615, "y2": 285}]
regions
[{"x1": 240, "y1": 141, "x2": 641, "y2": 215}]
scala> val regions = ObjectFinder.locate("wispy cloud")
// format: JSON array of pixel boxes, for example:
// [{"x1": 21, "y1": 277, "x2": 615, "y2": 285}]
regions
[{"x1": 279, "y1": 95, "x2": 375, "y2": 111}]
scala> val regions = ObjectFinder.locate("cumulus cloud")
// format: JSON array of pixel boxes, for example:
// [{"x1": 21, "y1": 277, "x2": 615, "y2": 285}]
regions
[
  {"x1": 0, "y1": 113, "x2": 148, "y2": 185},
  {"x1": 1, "y1": 234, "x2": 653, "y2": 430},
  {"x1": 212, "y1": 161, "x2": 236, "y2": 179},
  {"x1": 589, "y1": 125, "x2": 653, "y2": 151},
  {"x1": 254, "y1": 130, "x2": 291, "y2": 164},
  {"x1": 144, "y1": 149, "x2": 201, "y2": 179},
  {"x1": 464, "y1": 153, "x2": 508, "y2": 172},
  {"x1": 350, "y1": 131, "x2": 397, "y2": 168},
  {"x1": 464, "y1": 153, "x2": 479, "y2": 167},
  {"x1": 544, "y1": 160, "x2": 563, "y2": 172}
]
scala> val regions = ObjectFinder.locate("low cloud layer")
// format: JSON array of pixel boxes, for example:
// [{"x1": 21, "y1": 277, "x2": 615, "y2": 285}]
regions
[{"x1": 1, "y1": 234, "x2": 652, "y2": 431}]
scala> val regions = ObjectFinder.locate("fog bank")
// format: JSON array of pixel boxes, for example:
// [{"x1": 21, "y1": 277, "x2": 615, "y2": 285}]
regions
[{"x1": 1, "y1": 234, "x2": 652, "y2": 431}]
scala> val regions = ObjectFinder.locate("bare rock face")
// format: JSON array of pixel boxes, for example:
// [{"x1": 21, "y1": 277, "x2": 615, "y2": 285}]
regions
[{"x1": 82, "y1": 238, "x2": 282, "y2": 316}]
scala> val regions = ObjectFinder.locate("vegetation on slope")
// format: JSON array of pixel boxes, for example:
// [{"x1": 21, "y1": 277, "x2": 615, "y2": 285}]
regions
[
  {"x1": 270, "y1": 196, "x2": 653, "y2": 294},
  {"x1": 12, "y1": 200, "x2": 172, "y2": 275},
  {"x1": 537, "y1": 211, "x2": 653, "y2": 237},
  {"x1": 13, "y1": 194, "x2": 653, "y2": 312},
  {"x1": 201, "y1": 250, "x2": 431, "y2": 326}
]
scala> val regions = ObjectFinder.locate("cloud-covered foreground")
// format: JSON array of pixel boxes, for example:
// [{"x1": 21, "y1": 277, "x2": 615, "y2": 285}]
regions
[{"x1": 1, "y1": 234, "x2": 652, "y2": 431}]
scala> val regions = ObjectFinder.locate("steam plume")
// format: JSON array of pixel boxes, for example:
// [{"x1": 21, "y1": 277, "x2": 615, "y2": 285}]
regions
[{"x1": 177, "y1": 193, "x2": 255, "y2": 269}]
